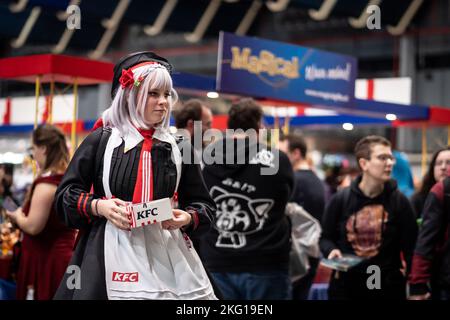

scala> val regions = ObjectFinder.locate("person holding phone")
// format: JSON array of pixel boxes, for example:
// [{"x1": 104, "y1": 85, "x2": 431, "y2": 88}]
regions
[
  {"x1": 2, "y1": 196, "x2": 18, "y2": 212},
  {"x1": 6, "y1": 125, "x2": 77, "y2": 300}
]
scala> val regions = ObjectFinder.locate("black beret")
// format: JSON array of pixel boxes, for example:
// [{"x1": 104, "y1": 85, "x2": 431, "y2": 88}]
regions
[{"x1": 111, "y1": 51, "x2": 173, "y2": 98}]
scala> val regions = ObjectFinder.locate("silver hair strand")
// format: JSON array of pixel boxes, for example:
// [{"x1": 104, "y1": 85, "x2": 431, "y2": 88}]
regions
[{"x1": 102, "y1": 63, "x2": 178, "y2": 136}]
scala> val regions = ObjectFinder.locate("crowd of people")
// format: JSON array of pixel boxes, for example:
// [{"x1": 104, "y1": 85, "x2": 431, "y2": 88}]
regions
[{"x1": 0, "y1": 51, "x2": 449, "y2": 300}]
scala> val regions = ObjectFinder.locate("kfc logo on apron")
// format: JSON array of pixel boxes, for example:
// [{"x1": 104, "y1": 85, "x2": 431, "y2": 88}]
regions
[{"x1": 112, "y1": 272, "x2": 139, "y2": 282}]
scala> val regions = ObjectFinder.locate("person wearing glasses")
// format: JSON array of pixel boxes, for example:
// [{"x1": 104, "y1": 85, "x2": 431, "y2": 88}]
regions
[
  {"x1": 6, "y1": 125, "x2": 77, "y2": 300},
  {"x1": 53, "y1": 52, "x2": 217, "y2": 300},
  {"x1": 320, "y1": 135, "x2": 417, "y2": 300}
]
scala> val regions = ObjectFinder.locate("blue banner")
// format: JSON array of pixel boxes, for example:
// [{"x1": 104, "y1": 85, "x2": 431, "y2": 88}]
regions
[{"x1": 216, "y1": 32, "x2": 357, "y2": 107}]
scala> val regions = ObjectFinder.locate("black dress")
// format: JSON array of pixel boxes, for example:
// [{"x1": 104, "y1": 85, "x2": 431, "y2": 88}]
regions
[{"x1": 53, "y1": 127, "x2": 216, "y2": 299}]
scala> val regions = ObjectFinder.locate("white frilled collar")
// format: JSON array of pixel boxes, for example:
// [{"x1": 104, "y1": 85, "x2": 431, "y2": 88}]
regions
[
  {"x1": 122, "y1": 125, "x2": 176, "y2": 153},
  {"x1": 123, "y1": 125, "x2": 144, "y2": 153},
  {"x1": 102, "y1": 126, "x2": 182, "y2": 199}
]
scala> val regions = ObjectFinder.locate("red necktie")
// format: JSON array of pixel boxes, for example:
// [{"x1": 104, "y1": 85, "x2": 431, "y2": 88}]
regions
[{"x1": 132, "y1": 128, "x2": 155, "y2": 204}]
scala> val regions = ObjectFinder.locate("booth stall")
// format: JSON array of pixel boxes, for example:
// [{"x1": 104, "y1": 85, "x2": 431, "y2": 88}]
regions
[
  {"x1": 0, "y1": 54, "x2": 113, "y2": 298},
  {"x1": 0, "y1": 54, "x2": 113, "y2": 151}
]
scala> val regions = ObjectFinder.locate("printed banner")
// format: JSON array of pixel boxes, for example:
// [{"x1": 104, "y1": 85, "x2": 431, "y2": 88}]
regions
[{"x1": 216, "y1": 32, "x2": 357, "y2": 107}]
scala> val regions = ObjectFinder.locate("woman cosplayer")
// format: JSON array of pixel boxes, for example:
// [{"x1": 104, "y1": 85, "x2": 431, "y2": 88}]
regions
[{"x1": 54, "y1": 52, "x2": 217, "y2": 300}]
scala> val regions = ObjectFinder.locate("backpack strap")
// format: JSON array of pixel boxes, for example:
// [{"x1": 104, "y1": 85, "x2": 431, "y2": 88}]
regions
[
  {"x1": 342, "y1": 186, "x2": 352, "y2": 215},
  {"x1": 173, "y1": 134, "x2": 186, "y2": 144},
  {"x1": 94, "y1": 127, "x2": 112, "y2": 184},
  {"x1": 444, "y1": 177, "x2": 450, "y2": 223},
  {"x1": 389, "y1": 189, "x2": 400, "y2": 214}
]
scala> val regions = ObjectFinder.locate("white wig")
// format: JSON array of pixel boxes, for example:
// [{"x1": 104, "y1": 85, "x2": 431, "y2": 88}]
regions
[{"x1": 102, "y1": 63, "x2": 178, "y2": 136}]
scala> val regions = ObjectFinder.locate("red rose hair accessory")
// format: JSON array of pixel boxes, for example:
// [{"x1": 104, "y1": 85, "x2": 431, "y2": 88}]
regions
[
  {"x1": 119, "y1": 61, "x2": 160, "y2": 89},
  {"x1": 119, "y1": 69, "x2": 135, "y2": 89}
]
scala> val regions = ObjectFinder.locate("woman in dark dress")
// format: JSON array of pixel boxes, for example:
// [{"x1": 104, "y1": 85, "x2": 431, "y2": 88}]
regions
[
  {"x1": 53, "y1": 52, "x2": 217, "y2": 300},
  {"x1": 6, "y1": 125, "x2": 76, "y2": 300}
]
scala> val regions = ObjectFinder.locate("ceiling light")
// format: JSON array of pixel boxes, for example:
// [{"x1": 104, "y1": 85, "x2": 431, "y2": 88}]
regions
[
  {"x1": 386, "y1": 113, "x2": 397, "y2": 121},
  {"x1": 207, "y1": 92, "x2": 219, "y2": 99},
  {"x1": 343, "y1": 123, "x2": 354, "y2": 131}
]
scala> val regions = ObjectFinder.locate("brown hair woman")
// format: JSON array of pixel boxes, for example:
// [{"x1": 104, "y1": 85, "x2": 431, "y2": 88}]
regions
[{"x1": 6, "y1": 124, "x2": 76, "y2": 300}]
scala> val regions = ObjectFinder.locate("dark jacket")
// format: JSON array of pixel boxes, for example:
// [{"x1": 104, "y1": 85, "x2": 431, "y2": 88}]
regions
[
  {"x1": 200, "y1": 137, "x2": 294, "y2": 272},
  {"x1": 409, "y1": 176, "x2": 450, "y2": 295},
  {"x1": 410, "y1": 192, "x2": 427, "y2": 219},
  {"x1": 320, "y1": 176, "x2": 417, "y2": 274},
  {"x1": 53, "y1": 127, "x2": 216, "y2": 299},
  {"x1": 291, "y1": 169, "x2": 325, "y2": 222}
]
